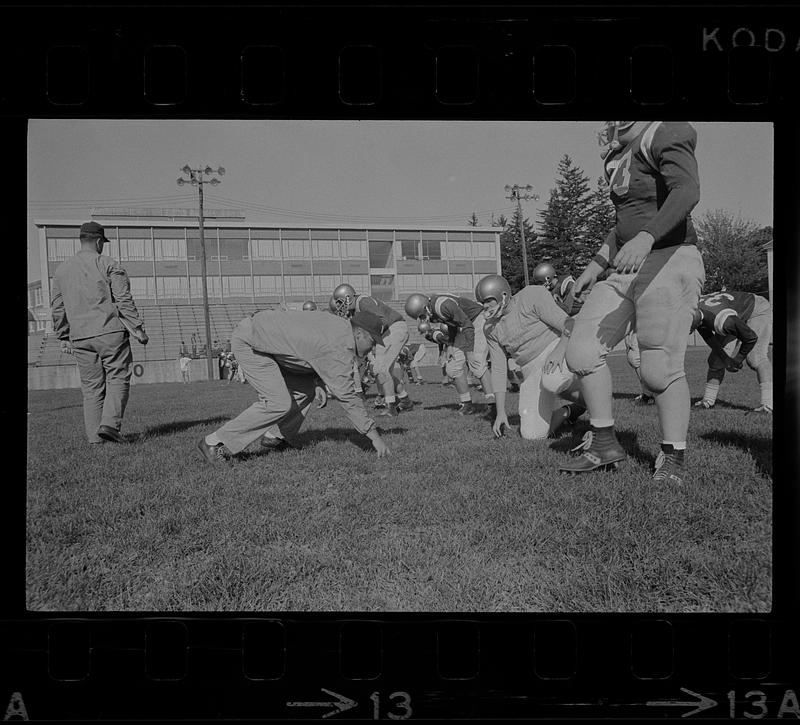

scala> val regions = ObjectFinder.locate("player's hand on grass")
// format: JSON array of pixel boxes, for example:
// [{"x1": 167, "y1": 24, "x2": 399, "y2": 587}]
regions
[
  {"x1": 314, "y1": 385, "x2": 328, "y2": 408},
  {"x1": 611, "y1": 231, "x2": 655, "y2": 274},
  {"x1": 493, "y1": 413, "x2": 510, "y2": 438},
  {"x1": 371, "y1": 436, "x2": 390, "y2": 458}
]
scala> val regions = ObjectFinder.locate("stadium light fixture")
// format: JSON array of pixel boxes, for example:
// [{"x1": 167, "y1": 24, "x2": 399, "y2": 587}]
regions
[
  {"x1": 182, "y1": 164, "x2": 192, "y2": 174},
  {"x1": 210, "y1": 178, "x2": 220, "y2": 186},
  {"x1": 204, "y1": 166, "x2": 213, "y2": 175},
  {"x1": 217, "y1": 166, "x2": 226, "y2": 175},
  {"x1": 176, "y1": 178, "x2": 185, "y2": 186}
]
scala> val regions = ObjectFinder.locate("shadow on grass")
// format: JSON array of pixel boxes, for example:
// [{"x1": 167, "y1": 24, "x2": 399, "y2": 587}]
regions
[
  {"x1": 548, "y1": 423, "x2": 653, "y2": 467},
  {"x1": 128, "y1": 416, "x2": 230, "y2": 441},
  {"x1": 699, "y1": 430, "x2": 772, "y2": 478}
]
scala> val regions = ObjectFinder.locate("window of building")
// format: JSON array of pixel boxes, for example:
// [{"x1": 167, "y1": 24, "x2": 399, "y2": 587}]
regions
[
  {"x1": 400, "y1": 240, "x2": 420, "y2": 260},
  {"x1": 368, "y1": 240, "x2": 394, "y2": 268},
  {"x1": 285, "y1": 275, "x2": 312, "y2": 295},
  {"x1": 129, "y1": 277, "x2": 156, "y2": 300},
  {"x1": 447, "y1": 241, "x2": 471, "y2": 258},
  {"x1": 37, "y1": 319, "x2": 47, "y2": 331},
  {"x1": 189, "y1": 276, "x2": 222, "y2": 298},
  {"x1": 283, "y1": 238, "x2": 311, "y2": 260},
  {"x1": 34, "y1": 288, "x2": 43, "y2": 306},
  {"x1": 157, "y1": 276, "x2": 188, "y2": 298},
  {"x1": 340, "y1": 231, "x2": 367, "y2": 259},
  {"x1": 421, "y1": 232, "x2": 444, "y2": 260},
  {"x1": 48, "y1": 238, "x2": 80, "y2": 262},
  {"x1": 314, "y1": 274, "x2": 339, "y2": 295},
  {"x1": 473, "y1": 241, "x2": 496, "y2": 259},
  {"x1": 253, "y1": 275, "x2": 282, "y2": 296},
  {"x1": 251, "y1": 239, "x2": 281, "y2": 260},
  {"x1": 217, "y1": 238, "x2": 247, "y2": 261},
  {"x1": 450, "y1": 274, "x2": 473, "y2": 293},
  {"x1": 396, "y1": 274, "x2": 425, "y2": 293},
  {"x1": 119, "y1": 237, "x2": 154, "y2": 262},
  {"x1": 424, "y1": 274, "x2": 449, "y2": 291},
  {"x1": 223, "y1": 276, "x2": 253, "y2": 296},
  {"x1": 154, "y1": 238, "x2": 187, "y2": 261},
  {"x1": 312, "y1": 239, "x2": 337, "y2": 257}
]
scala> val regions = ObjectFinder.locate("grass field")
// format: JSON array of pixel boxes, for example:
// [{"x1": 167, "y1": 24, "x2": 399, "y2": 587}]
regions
[{"x1": 26, "y1": 348, "x2": 772, "y2": 613}]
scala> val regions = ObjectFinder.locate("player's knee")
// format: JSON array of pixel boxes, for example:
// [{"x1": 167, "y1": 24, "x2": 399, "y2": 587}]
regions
[
  {"x1": 519, "y1": 415, "x2": 549, "y2": 440},
  {"x1": 564, "y1": 340, "x2": 604, "y2": 377},
  {"x1": 639, "y1": 354, "x2": 682, "y2": 395},
  {"x1": 541, "y1": 366, "x2": 576, "y2": 395},
  {"x1": 746, "y1": 353, "x2": 767, "y2": 371}
]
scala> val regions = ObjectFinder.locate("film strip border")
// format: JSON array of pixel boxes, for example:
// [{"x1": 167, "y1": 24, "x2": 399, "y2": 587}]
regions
[
  {"x1": 2, "y1": 7, "x2": 799, "y2": 114},
  {"x1": 2, "y1": 617, "x2": 797, "y2": 719}
]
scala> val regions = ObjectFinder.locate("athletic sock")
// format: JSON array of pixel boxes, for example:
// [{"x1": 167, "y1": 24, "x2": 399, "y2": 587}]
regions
[
  {"x1": 205, "y1": 432, "x2": 222, "y2": 446},
  {"x1": 385, "y1": 395, "x2": 396, "y2": 404},
  {"x1": 397, "y1": 391, "x2": 409, "y2": 399},
  {"x1": 702, "y1": 380, "x2": 720, "y2": 405},
  {"x1": 759, "y1": 382, "x2": 773, "y2": 408},
  {"x1": 459, "y1": 392, "x2": 471, "y2": 403}
]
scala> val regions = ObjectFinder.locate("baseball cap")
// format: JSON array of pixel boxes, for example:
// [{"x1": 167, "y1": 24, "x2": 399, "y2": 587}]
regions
[
  {"x1": 79, "y1": 221, "x2": 110, "y2": 243},
  {"x1": 350, "y1": 311, "x2": 385, "y2": 346}
]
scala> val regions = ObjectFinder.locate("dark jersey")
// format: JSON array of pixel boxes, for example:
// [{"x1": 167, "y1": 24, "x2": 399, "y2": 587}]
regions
[
  {"x1": 697, "y1": 291, "x2": 757, "y2": 335},
  {"x1": 353, "y1": 294, "x2": 404, "y2": 331},
  {"x1": 427, "y1": 293, "x2": 483, "y2": 352},
  {"x1": 604, "y1": 121, "x2": 700, "y2": 250}
]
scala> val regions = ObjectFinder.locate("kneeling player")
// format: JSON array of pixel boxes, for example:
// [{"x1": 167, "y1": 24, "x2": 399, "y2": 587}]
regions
[{"x1": 476, "y1": 274, "x2": 585, "y2": 440}]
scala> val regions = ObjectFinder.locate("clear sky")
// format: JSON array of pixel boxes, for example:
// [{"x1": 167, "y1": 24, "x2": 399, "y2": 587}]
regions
[{"x1": 27, "y1": 120, "x2": 773, "y2": 282}]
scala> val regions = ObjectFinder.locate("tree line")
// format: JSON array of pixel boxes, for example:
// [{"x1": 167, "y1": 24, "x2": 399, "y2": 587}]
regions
[{"x1": 471, "y1": 154, "x2": 772, "y2": 298}]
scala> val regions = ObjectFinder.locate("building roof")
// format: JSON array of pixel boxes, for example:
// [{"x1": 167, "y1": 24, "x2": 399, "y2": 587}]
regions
[{"x1": 33, "y1": 218, "x2": 498, "y2": 233}]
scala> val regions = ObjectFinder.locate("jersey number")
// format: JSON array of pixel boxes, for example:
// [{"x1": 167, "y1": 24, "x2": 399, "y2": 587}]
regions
[{"x1": 609, "y1": 150, "x2": 633, "y2": 196}]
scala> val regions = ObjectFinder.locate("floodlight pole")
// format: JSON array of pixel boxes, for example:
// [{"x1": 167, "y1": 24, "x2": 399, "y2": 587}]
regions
[
  {"x1": 177, "y1": 164, "x2": 225, "y2": 381},
  {"x1": 505, "y1": 184, "x2": 539, "y2": 287}
]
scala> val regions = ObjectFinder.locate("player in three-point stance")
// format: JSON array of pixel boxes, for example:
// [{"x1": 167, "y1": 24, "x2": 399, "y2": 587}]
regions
[
  {"x1": 405, "y1": 292, "x2": 494, "y2": 416},
  {"x1": 691, "y1": 290, "x2": 773, "y2": 413},
  {"x1": 533, "y1": 262, "x2": 584, "y2": 317},
  {"x1": 331, "y1": 284, "x2": 414, "y2": 417},
  {"x1": 476, "y1": 274, "x2": 585, "y2": 440},
  {"x1": 558, "y1": 121, "x2": 705, "y2": 484}
]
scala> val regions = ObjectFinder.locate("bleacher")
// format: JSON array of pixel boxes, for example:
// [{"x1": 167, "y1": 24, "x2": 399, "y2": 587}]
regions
[{"x1": 30, "y1": 301, "x2": 428, "y2": 367}]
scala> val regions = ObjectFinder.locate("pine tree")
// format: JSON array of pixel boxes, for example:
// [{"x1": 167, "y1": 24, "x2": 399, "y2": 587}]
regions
[
  {"x1": 500, "y1": 206, "x2": 537, "y2": 293},
  {"x1": 534, "y1": 155, "x2": 595, "y2": 277},
  {"x1": 584, "y1": 176, "x2": 616, "y2": 260}
]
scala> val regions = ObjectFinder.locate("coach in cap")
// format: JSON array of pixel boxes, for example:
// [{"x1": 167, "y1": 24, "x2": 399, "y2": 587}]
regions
[
  {"x1": 50, "y1": 221, "x2": 149, "y2": 444},
  {"x1": 197, "y1": 308, "x2": 391, "y2": 462}
]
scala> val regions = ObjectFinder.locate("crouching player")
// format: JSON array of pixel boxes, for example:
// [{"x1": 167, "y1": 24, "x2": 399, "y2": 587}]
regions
[
  {"x1": 476, "y1": 274, "x2": 585, "y2": 440},
  {"x1": 691, "y1": 290, "x2": 773, "y2": 413}
]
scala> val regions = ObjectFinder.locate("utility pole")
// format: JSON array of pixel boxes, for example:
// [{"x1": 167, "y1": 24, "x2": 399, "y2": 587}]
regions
[
  {"x1": 177, "y1": 164, "x2": 225, "y2": 381},
  {"x1": 504, "y1": 184, "x2": 539, "y2": 287}
]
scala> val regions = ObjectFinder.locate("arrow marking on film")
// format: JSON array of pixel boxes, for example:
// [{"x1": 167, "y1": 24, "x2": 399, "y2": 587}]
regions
[
  {"x1": 646, "y1": 687, "x2": 718, "y2": 718},
  {"x1": 287, "y1": 689, "x2": 358, "y2": 719}
]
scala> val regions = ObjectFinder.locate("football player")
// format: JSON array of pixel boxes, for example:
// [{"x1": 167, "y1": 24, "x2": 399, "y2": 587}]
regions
[
  {"x1": 691, "y1": 290, "x2": 773, "y2": 412},
  {"x1": 402, "y1": 341, "x2": 426, "y2": 384},
  {"x1": 533, "y1": 262, "x2": 584, "y2": 317},
  {"x1": 331, "y1": 283, "x2": 414, "y2": 417},
  {"x1": 407, "y1": 292, "x2": 493, "y2": 415},
  {"x1": 558, "y1": 121, "x2": 705, "y2": 484},
  {"x1": 476, "y1": 274, "x2": 586, "y2": 440}
]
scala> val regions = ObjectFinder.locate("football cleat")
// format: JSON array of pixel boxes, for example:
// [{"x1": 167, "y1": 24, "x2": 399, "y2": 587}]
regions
[
  {"x1": 396, "y1": 397, "x2": 414, "y2": 412},
  {"x1": 652, "y1": 447, "x2": 685, "y2": 484},
  {"x1": 633, "y1": 393, "x2": 656, "y2": 406},
  {"x1": 753, "y1": 404, "x2": 773, "y2": 413},
  {"x1": 558, "y1": 430, "x2": 626, "y2": 474},
  {"x1": 377, "y1": 402, "x2": 399, "y2": 417},
  {"x1": 260, "y1": 436, "x2": 294, "y2": 452},
  {"x1": 196, "y1": 437, "x2": 229, "y2": 464},
  {"x1": 457, "y1": 401, "x2": 478, "y2": 416},
  {"x1": 693, "y1": 399, "x2": 715, "y2": 409}
]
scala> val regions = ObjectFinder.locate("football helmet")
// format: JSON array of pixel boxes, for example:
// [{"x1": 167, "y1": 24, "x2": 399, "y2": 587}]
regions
[
  {"x1": 302, "y1": 300, "x2": 317, "y2": 311},
  {"x1": 598, "y1": 121, "x2": 637, "y2": 158},
  {"x1": 475, "y1": 274, "x2": 512, "y2": 319},
  {"x1": 404, "y1": 293, "x2": 430, "y2": 320},
  {"x1": 533, "y1": 263, "x2": 558, "y2": 289},
  {"x1": 332, "y1": 283, "x2": 357, "y2": 316}
]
